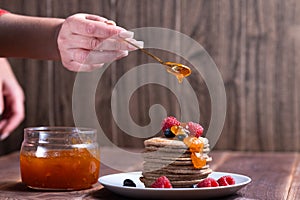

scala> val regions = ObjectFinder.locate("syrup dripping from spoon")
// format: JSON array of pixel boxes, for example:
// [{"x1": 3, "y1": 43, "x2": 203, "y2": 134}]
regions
[{"x1": 124, "y1": 39, "x2": 191, "y2": 83}]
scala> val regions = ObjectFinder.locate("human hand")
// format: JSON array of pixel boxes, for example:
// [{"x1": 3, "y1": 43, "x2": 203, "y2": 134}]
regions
[
  {"x1": 0, "y1": 58, "x2": 25, "y2": 140},
  {"x1": 57, "y1": 13, "x2": 143, "y2": 72}
]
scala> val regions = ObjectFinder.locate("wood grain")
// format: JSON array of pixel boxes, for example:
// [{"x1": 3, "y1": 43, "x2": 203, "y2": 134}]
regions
[
  {"x1": 215, "y1": 151, "x2": 297, "y2": 200},
  {"x1": 1, "y1": 150, "x2": 299, "y2": 199},
  {"x1": 287, "y1": 153, "x2": 300, "y2": 200},
  {"x1": 180, "y1": 0, "x2": 300, "y2": 151},
  {"x1": 0, "y1": 0, "x2": 299, "y2": 153}
]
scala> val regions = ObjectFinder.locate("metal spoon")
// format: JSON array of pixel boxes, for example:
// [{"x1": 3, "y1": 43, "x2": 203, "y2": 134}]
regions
[{"x1": 124, "y1": 39, "x2": 191, "y2": 83}]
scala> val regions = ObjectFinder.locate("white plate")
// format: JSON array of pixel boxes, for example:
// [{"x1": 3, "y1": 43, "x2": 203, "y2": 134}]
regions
[{"x1": 98, "y1": 171, "x2": 251, "y2": 199}]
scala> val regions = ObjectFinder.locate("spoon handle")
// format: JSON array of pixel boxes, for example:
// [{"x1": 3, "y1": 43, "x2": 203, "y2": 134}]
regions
[{"x1": 124, "y1": 39, "x2": 164, "y2": 64}]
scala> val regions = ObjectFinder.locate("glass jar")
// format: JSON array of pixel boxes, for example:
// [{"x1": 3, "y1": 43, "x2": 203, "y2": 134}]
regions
[{"x1": 20, "y1": 127, "x2": 100, "y2": 190}]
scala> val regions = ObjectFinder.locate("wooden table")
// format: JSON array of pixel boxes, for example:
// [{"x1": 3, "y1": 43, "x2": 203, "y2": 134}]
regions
[{"x1": 0, "y1": 148, "x2": 299, "y2": 200}]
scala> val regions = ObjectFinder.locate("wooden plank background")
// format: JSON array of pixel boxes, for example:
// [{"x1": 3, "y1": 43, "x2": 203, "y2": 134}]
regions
[{"x1": 0, "y1": 0, "x2": 299, "y2": 154}]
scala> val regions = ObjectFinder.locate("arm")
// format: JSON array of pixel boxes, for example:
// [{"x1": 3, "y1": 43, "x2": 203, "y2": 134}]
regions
[
  {"x1": 0, "y1": 11, "x2": 143, "y2": 71},
  {"x1": 0, "y1": 12, "x2": 63, "y2": 60}
]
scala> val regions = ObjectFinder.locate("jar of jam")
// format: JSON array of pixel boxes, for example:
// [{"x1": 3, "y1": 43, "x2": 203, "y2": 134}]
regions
[{"x1": 20, "y1": 127, "x2": 100, "y2": 190}]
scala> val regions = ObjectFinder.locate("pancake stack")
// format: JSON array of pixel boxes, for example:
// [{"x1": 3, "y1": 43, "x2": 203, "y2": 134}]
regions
[{"x1": 140, "y1": 137, "x2": 212, "y2": 188}]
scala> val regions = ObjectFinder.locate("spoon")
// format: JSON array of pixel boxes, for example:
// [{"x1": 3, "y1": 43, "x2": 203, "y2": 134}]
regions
[{"x1": 124, "y1": 39, "x2": 192, "y2": 83}]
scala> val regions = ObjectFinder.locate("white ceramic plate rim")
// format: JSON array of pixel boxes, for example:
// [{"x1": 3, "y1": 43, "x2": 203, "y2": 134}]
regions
[{"x1": 98, "y1": 171, "x2": 251, "y2": 199}]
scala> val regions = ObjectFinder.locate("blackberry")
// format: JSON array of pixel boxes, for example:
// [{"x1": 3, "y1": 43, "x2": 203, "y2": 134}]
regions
[
  {"x1": 123, "y1": 179, "x2": 136, "y2": 187},
  {"x1": 164, "y1": 128, "x2": 175, "y2": 138}
]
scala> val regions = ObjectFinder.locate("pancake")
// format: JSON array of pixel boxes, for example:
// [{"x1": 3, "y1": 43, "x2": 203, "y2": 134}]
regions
[
  {"x1": 141, "y1": 168, "x2": 212, "y2": 187},
  {"x1": 144, "y1": 137, "x2": 209, "y2": 148},
  {"x1": 143, "y1": 156, "x2": 212, "y2": 166},
  {"x1": 140, "y1": 136, "x2": 213, "y2": 188}
]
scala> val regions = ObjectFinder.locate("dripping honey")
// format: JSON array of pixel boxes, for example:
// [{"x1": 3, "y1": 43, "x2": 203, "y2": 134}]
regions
[
  {"x1": 164, "y1": 62, "x2": 192, "y2": 83},
  {"x1": 123, "y1": 39, "x2": 192, "y2": 83}
]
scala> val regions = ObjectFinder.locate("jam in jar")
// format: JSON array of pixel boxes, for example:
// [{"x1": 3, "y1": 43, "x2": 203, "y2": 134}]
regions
[{"x1": 20, "y1": 127, "x2": 100, "y2": 190}]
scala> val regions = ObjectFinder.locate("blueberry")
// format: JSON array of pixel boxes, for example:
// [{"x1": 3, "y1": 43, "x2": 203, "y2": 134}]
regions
[
  {"x1": 123, "y1": 179, "x2": 136, "y2": 187},
  {"x1": 164, "y1": 128, "x2": 175, "y2": 138}
]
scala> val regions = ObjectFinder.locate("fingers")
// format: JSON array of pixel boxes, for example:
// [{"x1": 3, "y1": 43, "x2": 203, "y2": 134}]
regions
[
  {"x1": 65, "y1": 35, "x2": 139, "y2": 51},
  {"x1": 58, "y1": 13, "x2": 144, "y2": 72},
  {"x1": 86, "y1": 50, "x2": 129, "y2": 64},
  {"x1": 0, "y1": 87, "x2": 6, "y2": 140},
  {"x1": 0, "y1": 115, "x2": 24, "y2": 141},
  {"x1": 0, "y1": 119, "x2": 10, "y2": 141},
  {"x1": 84, "y1": 14, "x2": 108, "y2": 22},
  {"x1": 0, "y1": 108, "x2": 24, "y2": 141},
  {"x1": 63, "y1": 61, "x2": 104, "y2": 72},
  {"x1": 65, "y1": 13, "x2": 124, "y2": 38},
  {"x1": 0, "y1": 58, "x2": 25, "y2": 141},
  {"x1": 60, "y1": 34, "x2": 101, "y2": 50},
  {"x1": 0, "y1": 83, "x2": 3, "y2": 115},
  {"x1": 96, "y1": 38, "x2": 144, "y2": 51},
  {"x1": 64, "y1": 34, "x2": 143, "y2": 51},
  {"x1": 0, "y1": 111, "x2": 24, "y2": 140},
  {"x1": 0, "y1": 91, "x2": 24, "y2": 141},
  {"x1": 60, "y1": 36, "x2": 143, "y2": 71},
  {"x1": 63, "y1": 49, "x2": 129, "y2": 71}
]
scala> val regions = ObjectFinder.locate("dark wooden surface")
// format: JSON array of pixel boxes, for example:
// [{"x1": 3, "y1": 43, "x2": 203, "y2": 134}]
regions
[
  {"x1": 0, "y1": 0, "x2": 300, "y2": 153},
  {"x1": 0, "y1": 148, "x2": 299, "y2": 200}
]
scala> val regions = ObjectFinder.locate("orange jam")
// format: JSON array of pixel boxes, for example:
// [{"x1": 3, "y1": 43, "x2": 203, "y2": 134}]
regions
[
  {"x1": 20, "y1": 148, "x2": 100, "y2": 190},
  {"x1": 183, "y1": 136, "x2": 206, "y2": 169},
  {"x1": 190, "y1": 152, "x2": 206, "y2": 168}
]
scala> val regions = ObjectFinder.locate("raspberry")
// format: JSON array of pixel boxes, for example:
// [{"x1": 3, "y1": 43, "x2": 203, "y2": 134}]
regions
[
  {"x1": 196, "y1": 178, "x2": 219, "y2": 188},
  {"x1": 161, "y1": 116, "x2": 180, "y2": 132},
  {"x1": 187, "y1": 122, "x2": 204, "y2": 137},
  {"x1": 217, "y1": 175, "x2": 235, "y2": 186},
  {"x1": 151, "y1": 176, "x2": 173, "y2": 188}
]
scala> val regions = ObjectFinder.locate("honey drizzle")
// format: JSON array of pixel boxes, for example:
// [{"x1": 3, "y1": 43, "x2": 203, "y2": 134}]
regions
[
  {"x1": 124, "y1": 39, "x2": 192, "y2": 83},
  {"x1": 165, "y1": 62, "x2": 191, "y2": 83}
]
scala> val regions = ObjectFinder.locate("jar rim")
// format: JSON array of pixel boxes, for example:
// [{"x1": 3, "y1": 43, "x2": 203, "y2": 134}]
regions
[{"x1": 24, "y1": 126, "x2": 96, "y2": 134}]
